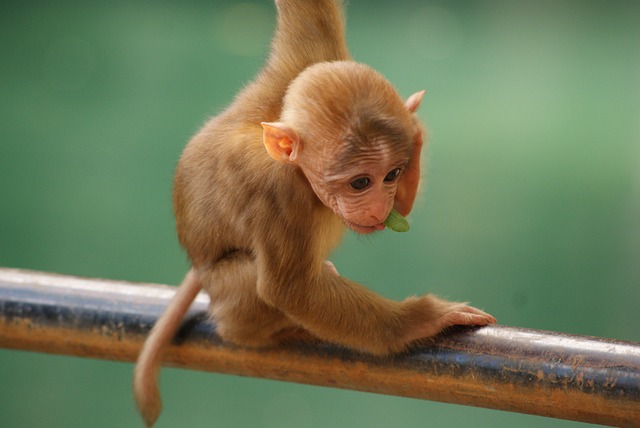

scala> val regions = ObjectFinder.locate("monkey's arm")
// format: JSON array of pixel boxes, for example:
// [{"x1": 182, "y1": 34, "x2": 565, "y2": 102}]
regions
[
  {"x1": 394, "y1": 125, "x2": 424, "y2": 217},
  {"x1": 255, "y1": 225, "x2": 494, "y2": 356}
]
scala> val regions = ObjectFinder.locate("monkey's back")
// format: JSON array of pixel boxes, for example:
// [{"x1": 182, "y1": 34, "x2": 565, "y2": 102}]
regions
[
  {"x1": 173, "y1": 0, "x2": 352, "y2": 269},
  {"x1": 173, "y1": 109, "x2": 320, "y2": 268}
]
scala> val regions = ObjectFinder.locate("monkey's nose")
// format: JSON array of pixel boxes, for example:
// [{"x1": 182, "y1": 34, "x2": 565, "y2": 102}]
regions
[{"x1": 368, "y1": 211, "x2": 387, "y2": 225}]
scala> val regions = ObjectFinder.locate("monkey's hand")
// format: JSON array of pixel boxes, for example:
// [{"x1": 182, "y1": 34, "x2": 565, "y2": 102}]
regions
[
  {"x1": 324, "y1": 260, "x2": 339, "y2": 276},
  {"x1": 402, "y1": 295, "x2": 496, "y2": 344},
  {"x1": 394, "y1": 124, "x2": 424, "y2": 217}
]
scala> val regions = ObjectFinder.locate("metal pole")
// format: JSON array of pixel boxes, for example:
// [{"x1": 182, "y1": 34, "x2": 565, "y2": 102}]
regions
[{"x1": 0, "y1": 268, "x2": 638, "y2": 427}]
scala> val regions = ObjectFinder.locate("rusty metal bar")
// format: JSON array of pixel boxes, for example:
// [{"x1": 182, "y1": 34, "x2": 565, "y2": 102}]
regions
[{"x1": 0, "y1": 268, "x2": 638, "y2": 426}]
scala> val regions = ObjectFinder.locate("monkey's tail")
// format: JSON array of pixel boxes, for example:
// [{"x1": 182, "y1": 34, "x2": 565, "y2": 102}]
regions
[{"x1": 133, "y1": 269, "x2": 201, "y2": 427}]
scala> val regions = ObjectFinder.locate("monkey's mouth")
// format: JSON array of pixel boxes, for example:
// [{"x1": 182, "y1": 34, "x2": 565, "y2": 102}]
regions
[{"x1": 343, "y1": 219, "x2": 386, "y2": 235}]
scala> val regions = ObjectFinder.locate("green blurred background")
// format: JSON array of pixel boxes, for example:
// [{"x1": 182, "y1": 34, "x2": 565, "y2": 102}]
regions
[{"x1": 1, "y1": 0, "x2": 638, "y2": 426}]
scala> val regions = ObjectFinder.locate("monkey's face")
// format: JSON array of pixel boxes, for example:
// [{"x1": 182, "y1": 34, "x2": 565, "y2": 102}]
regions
[{"x1": 301, "y1": 144, "x2": 410, "y2": 234}]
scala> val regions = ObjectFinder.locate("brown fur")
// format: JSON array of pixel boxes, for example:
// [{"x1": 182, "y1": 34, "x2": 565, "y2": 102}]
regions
[{"x1": 134, "y1": 0, "x2": 495, "y2": 425}]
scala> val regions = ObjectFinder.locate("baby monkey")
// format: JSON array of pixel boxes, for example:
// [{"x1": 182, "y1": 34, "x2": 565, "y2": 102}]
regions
[{"x1": 134, "y1": 0, "x2": 496, "y2": 425}]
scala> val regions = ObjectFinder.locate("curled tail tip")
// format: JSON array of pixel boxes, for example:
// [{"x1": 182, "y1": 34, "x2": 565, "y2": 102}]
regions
[
  {"x1": 134, "y1": 384, "x2": 162, "y2": 427},
  {"x1": 132, "y1": 269, "x2": 201, "y2": 426},
  {"x1": 143, "y1": 410, "x2": 161, "y2": 428},
  {"x1": 133, "y1": 366, "x2": 162, "y2": 427}
]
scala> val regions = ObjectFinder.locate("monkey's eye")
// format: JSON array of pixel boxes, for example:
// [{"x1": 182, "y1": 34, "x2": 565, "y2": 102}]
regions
[
  {"x1": 350, "y1": 177, "x2": 371, "y2": 191},
  {"x1": 383, "y1": 168, "x2": 402, "y2": 183}
]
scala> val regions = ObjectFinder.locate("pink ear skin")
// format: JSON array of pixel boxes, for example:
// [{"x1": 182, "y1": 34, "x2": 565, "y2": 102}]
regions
[
  {"x1": 261, "y1": 122, "x2": 301, "y2": 162},
  {"x1": 394, "y1": 127, "x2": 423, "y2": 217},
  {"x1": 405, "y1": 90, "x2": 426, "y2": 113},
  {"x1": 395, "y1": 91, "x2": 426, "y2": 217}
]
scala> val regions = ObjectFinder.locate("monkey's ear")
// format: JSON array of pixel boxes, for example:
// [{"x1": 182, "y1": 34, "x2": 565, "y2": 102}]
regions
[
  {"x1": 405, "y1": 90, "x2": 426, "y2": 113},
  {"x1": 261, "y1": 122, "x2": 301, "y2": 163}
]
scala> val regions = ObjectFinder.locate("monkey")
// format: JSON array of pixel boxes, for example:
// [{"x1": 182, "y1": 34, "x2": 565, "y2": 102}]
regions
[{"x1": 134, "y1": 0, "x2": 496, "y2": 425}]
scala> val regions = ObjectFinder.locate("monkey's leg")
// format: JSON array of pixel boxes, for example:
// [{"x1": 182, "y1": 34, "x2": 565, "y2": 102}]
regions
[{"x1": 200, "y1": 251, "x2": 312, "y2": 347}]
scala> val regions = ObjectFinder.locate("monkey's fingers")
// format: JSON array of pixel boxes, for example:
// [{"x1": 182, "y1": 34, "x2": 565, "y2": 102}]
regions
[{"x1": 448, "y1": 305, "x2": 497, "y2": 326}]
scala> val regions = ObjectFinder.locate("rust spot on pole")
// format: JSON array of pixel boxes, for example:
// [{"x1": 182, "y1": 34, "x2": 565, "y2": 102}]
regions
[{"x1": 0, "y1": 268, "x2": 639, "y2": 427}]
